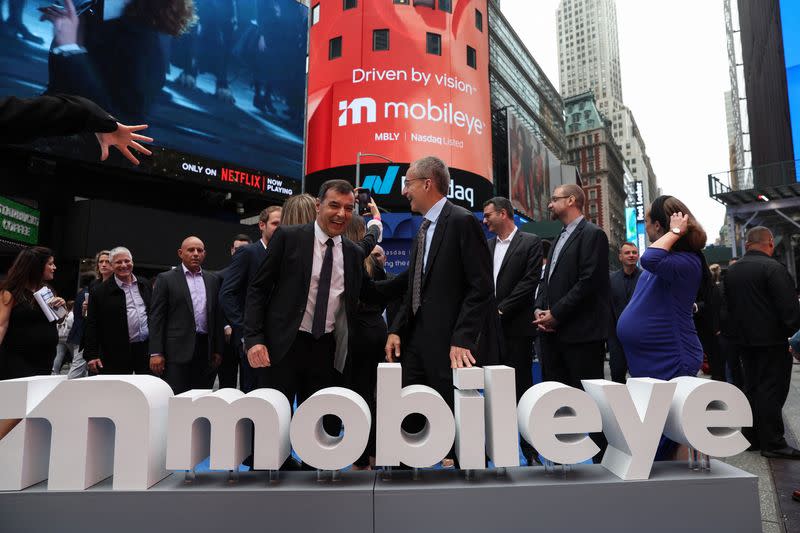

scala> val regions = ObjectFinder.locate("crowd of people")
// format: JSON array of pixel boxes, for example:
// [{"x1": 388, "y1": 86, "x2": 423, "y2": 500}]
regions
[{"x1": 1, "y1": 154, "x2": 799, "y2": 472}]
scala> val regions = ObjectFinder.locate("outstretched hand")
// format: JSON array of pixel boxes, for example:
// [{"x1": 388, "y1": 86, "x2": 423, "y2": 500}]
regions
[{"x1": 95, "y1": 123, "x2": 153, "y2": 166}]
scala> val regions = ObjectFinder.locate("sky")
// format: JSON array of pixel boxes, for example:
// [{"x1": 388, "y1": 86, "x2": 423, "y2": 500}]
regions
[{"x1": 501, "y1": 0, "x2": 731, "y2": 242}]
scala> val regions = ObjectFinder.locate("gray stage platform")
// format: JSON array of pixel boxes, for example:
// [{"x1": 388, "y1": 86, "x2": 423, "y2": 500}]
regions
[{"x1": 0, "y1": 461, "x2": 760, "y2": 533}]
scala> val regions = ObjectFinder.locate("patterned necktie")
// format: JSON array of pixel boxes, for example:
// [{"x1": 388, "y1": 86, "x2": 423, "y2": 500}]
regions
[
  {"x1": 312, "y1": 238, "x2": 334, "y2": 338},
  {"x1": 412, "y1": 218, "x2": 431, "y2": 315}
]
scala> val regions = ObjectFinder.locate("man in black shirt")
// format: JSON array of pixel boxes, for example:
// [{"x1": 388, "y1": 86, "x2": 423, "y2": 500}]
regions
[
  {"x1": 608, "y1": 242, "x2": 642, "y2": 383},
  {"x1": 724, "y1": 226, "x2": 800, "y2": 459}
]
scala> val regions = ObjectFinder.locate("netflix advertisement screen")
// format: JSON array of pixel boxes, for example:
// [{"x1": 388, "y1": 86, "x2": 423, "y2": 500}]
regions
[
  {"x1": 0, "y1": 0, "x2": 306, "y2": 199},
  {"x1": 306, "y1": 0, "x2": 492, "y2": 201}
]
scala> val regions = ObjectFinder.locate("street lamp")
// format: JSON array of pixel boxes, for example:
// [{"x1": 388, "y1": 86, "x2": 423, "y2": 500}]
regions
[{"x1": 355, "y1": 152, "x2": 393, "y2": 188}]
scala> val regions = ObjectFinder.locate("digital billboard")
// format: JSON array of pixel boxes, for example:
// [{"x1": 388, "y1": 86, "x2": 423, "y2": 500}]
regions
[
  {"x1": 507, "y1": 109, "x2": 555, "y2": 222},
  {"x1": 0, "y1": 0, "x2": 306, "y2": 199},
  {"x1": 305, "y1": 0, "x2": 492, "y2": 211},
  {"x1": 780, "y1": 0, "x2": 799, "y2": 177}
]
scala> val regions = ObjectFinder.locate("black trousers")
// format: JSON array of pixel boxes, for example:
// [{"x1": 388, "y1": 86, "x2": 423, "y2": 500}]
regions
[
  {"x1": 255, "y1": 331, "x2": 340, "y2": 436},
  {"x1": 720, "y1": 336, "x2": 744, "y2": 391},
  {"x1": 101, "y1": 341, "x2": 150, "y2": 376},
  {"x1": 740, "y1": 344, "x2": 792, "y2": 451},
  {"x1": 217, "y1": 337, "x2": 239, "y2": 389},
  {"x1": 539, "y1": 335, "x2": 607, "y2": 462},
  {"x1": 349, "y1": 316, "x2": 388, "y2": 466},
  {"x1": 165, "y1": 334, "x2": 214, "y2": 395},
  {"x1": 607, "y1": 332, "x2": 628, "y2": 384},
  {"x1": 502, "y1": 334, "x2": 536, "y2": 460}
]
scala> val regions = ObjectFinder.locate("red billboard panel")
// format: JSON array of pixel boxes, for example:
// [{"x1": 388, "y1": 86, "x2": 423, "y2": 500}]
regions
[{"x1": 306, "y1": 0, "x2": 492, "y2": 203}]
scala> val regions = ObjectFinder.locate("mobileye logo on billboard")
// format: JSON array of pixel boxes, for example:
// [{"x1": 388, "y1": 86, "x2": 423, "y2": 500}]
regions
[
  {"x1": 362, "y1": 165, "x2": 475, "y2": 207},
  {"x1": 338, "y1": 97, "x2": 486, "y2": 135}
]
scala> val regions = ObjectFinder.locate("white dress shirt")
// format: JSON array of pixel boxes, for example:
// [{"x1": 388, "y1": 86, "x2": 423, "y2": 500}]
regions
[
  {"x1": 422, "y1": 196, "x2": 447, "y2": 272},
  {"x1": 300, "y1": 221, "x2": 345, "y2": 335},
  {"x1": 492, "y1": 226, "x2": 518, "y2": 287}
]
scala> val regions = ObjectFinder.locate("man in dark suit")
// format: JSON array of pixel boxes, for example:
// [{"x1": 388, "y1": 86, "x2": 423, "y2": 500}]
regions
[
  {"x1": 149, "y1": 236, "x2": 225, "y2": 395},
  {"x1": 483, "y1": 196, "x2": 542, "y2": 464},
  {"x1": 244, "y1": 180, "x2": 378, "y2": 439},
  {"x1": 385, "y1": 156, "x2": 495, "y2": 466},
  {"x1": 608, "y1": 242, "x2": 642, "y2": 383},
  {"x1": 724, "y1": 226, "x2": 800, "y2": 459},
  {"x1": 534, "y1": 184, "x2": 610, "y2": 461},
  {"x1": 84, "y1": 247, "x2": 153, "y2": 375},
  {"x1": 1, "y1": 93, "x2": 153, "y2": 165},
  {"x1": 215, "y1": 233, "x2": 253, "y2": 389},
  {"x1": 220, "y1": 206, "x2": 281, "y2": 392}
]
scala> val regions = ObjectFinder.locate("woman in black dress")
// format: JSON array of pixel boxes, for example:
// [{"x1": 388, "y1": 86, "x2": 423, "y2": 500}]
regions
[{"x1": 0, "y1": 246, "x2": 65, "y2": 379}]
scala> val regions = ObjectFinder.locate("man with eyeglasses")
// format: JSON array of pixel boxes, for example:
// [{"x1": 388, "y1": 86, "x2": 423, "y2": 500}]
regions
[
  {"x1": 534, "y1": 183, "x2": 610, "y2": 462},
  {"x1": 385, "y1": 156, "x2": 495, "y2": 468}
]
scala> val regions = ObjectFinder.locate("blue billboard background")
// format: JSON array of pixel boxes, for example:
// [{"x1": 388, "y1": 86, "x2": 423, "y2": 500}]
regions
[
  {"x1": 780, "y1": 0, "x2": 800, "y2": 178},
  {"x1": 0, "y1": 0, "x2": 307, "y2": 185}
]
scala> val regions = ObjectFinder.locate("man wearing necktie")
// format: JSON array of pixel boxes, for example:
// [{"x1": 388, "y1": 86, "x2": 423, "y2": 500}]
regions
[
  {"x1": 533, "y1": 184, "x2": 610, "y2": 462},
  {"x1": 385, "y1": 156, "x2": 495, "y2": 467},
  {"x1": 244, "y1": 179, "x2": 381, "y2": 440}
]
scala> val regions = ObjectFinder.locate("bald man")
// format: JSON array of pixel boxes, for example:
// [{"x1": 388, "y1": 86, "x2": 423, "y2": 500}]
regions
[{"x1": 149, "y1": 236, "x2": 225, "y2": 394}]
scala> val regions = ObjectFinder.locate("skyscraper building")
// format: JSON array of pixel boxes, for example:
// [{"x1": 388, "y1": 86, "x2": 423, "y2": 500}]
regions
[{"x1": 557, "y1": 0, "x2": 659, "y2": 207}]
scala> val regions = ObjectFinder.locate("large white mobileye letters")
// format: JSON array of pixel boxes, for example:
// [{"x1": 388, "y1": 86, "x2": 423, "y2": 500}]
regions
[
  {"x1": 453, "y1": 368, "x2": 486, "y2": 469},
  {"x1": 518, "y1": 381, "x2": 602, "y2": 465},
  {"x1": 290, "y1": 387, "x2": 371, "y2": 470},
  {"x1": 27, "y1": 375, "x2": 172, "y2": 490},
  {"x1": 663, "y1": 376, "x2": 752, "y2": 457},
  {"x1": 483, "y1": 366, "x2": 520, "y2": 467},
  {"x1": 375, "y1": 363, "x2": 456, "y2": 468},
  {"x1": 166, "y1": 388, "x2": 291, "y2": 471},
  {"x1": 0, "y1": 376, "x2": 64, "y2": 490},
  {"x1": 582, "y1": 378, "x2": 676, "y2": 480}
]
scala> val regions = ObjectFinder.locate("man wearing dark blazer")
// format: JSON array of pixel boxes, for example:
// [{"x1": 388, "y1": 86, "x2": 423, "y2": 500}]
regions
[
  {"x1": 84, "y1": 247, "x2": 153, "y2": 375},
  {"x1": 244, "y1": 180, "x2": 378, "y2": 436},
  {"x1": 149, "y1": 236, "x2": 225, "y2": 395},
  {"x1": 534, "y1": 184, "x2": 609, "y2": 461},
  {"x1": 1, "y1": 93, "x2": 153, "y2": 165},
  {"x1": 608, "y1": 242, "x2": 642, "y2": 383},
  {"x1": 385, "y1": 157, "x2": 495, "y2": 466},
  {"x1": 483, "y1": 196, "x2": 542, "y2": 465},
  {"x1": 220, "y1": 206, "x2": 281, "y2": 392},
  {"x1": 215, "y1": 234, "x2": 253, "y2": 389},
  {"x1": 724, "y1": 226, "x2": 800, "y2": 459}
]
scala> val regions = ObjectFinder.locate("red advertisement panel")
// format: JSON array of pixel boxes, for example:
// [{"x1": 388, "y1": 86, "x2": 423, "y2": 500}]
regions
[{"x1": 306, "y1": 0, "x2": 492, "y2": 183}]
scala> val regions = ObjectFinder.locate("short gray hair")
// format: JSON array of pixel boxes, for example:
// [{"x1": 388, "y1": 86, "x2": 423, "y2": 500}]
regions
[
  {"x1": 412, "y1": 156, "x2": 450, "y2": 196},
  {"x1": 109, "y1": 246, "x2": 133, "y2": 262},
  {"x1": 745, "y1": 226, "x2": 772, "y2": 245}
]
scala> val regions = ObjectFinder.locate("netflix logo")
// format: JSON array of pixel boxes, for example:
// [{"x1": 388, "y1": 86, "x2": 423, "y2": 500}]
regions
[{"x1": 221, "y1": 168, "x2": 264, "y2": 190}]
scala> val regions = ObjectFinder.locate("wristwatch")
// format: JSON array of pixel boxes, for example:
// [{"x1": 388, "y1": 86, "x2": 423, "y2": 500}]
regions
[{"x1": 671, "y1": 227, "x2": 681, "y2": 235}]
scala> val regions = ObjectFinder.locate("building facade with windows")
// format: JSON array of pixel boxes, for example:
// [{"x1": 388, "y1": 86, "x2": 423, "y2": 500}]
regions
[
  {"x1": 564, "y1": 92, "x2": 627, "y2": 252},
  {"x1": 556, "y1": 0, "x2": 658, "y2": 209}
]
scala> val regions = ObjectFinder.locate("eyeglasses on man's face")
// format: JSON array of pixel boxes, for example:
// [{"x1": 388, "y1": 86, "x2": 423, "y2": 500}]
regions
[{"x1": 549, "y1": 195, "x2": 573, "y2": 203}]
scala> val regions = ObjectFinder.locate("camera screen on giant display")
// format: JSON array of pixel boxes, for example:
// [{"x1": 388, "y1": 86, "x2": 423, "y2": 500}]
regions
[{"x1": 0, "y1": 0, "x2": 307, "y2": 198}]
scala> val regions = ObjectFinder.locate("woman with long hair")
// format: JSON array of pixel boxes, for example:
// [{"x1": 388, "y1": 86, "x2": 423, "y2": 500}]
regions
[
  {"x1": 281, "y1": 193, "x2": 317, "y2": 226},
  {"x1": 617, "y1": 196, "x2": 710, "y2": 459},
  {"x1": 0, "y1": 247, "x2": 65, "y2": 379}
]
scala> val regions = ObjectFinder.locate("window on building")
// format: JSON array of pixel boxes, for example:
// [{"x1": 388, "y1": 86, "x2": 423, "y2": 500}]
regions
[
  {"x1": 414, "y1": 0, "x2": 435, "y2": 7},
  {"x1": 311, "y1": 3, "x2": 320, "y2": 25},
  {"x1": 466, "y1": 45, "x2": 477, "y2": 69},
  {"x1": 438, "y1": 0, "x2": 452, "y2": 13},
  {"x1": 373, "y1": 29, "x2": 389, "y2": 51},
  {"x1": 426, "y1": 32, "x2": 441, "y2": 55},
  {"x1": 343, "y1": 0, "x2": 356, "y2": 9},
  {"x1": 393, "y1": 0, "x2": 410, "y2": 3},
  {"x1": 329, "y1": 36, "x2": 342, "y2": 59},
  {"x1": 589, "y1": 189, "x2": 597, "y2": 200},
  {"x1": 475, "y1": 9, "x2": 483, "y2": 31}
]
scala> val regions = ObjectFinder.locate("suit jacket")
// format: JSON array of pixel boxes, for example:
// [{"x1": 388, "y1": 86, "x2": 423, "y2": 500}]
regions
[
  {"x1": 490, "y1": 230, "x2": 543, "y2": 338},
  {"x1": 220, "y1": 241, "x2": 268, "y2": 331},
  {"x1": 83, "y1": 276, "x2": 152, "y2": 363},
  {"x1": 0, "y1": 94, "x2": 116, "y2": 144},
  {"x1": 534, "y1": 218, "x2": 610, "y2": 343},
  {"x1": 609, "y1": 268, "x2": 642, "y2": 324},
  {"x1": 390, "y1": 200, "x2": 497, "y2": 365},
  {"x1": 243, "y1": 223, "x2": 378, "y2": 367},
  {"x1": 723, "y1": 250, "x2": 800, "y2": 346},
  {"x1": 149, "y1": 267, "x2": 225, "y2": 364},
  {"x1": 66, "y1": 286, "x2": 88, "y2": 346}
]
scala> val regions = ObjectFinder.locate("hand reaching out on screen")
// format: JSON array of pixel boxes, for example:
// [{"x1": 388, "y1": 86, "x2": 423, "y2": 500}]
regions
[{"x1": 95, "y1": 123, "x2": 154, "y2": 166}]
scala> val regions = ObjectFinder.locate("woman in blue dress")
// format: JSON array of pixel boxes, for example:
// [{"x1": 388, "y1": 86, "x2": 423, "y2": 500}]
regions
[{"x1": 617, "y1": 195, "x2": 711, "y2": 459}]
